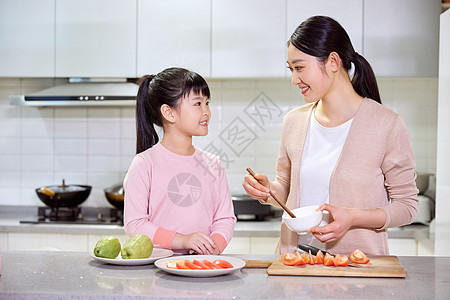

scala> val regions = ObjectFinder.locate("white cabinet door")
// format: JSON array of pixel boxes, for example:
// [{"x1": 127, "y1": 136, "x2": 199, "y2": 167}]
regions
[
  {"x1": 8, "y1": 232, "x2": 88, "y2": 251},
  {"x1": 55, "y1": 0, "x2": 137, "y2": 78},
  {"x1": 137, "y1": 0, "x2": 211, "y2": 77},
  {"x1": 286, "y1": 0, "x2": 363, "y2": 58},
  {"x1": 388, "y1": 238, "x2": 417, "y2": 256},
  {"x1": 364, "y1": 0, "x2": 440, "y2": 77},
  {"x1": 0, "y1": 0, "x2": 54, "y2": 77},
  {"x1": 211, "y1": 0, "x2": 287, "y2": 78}
]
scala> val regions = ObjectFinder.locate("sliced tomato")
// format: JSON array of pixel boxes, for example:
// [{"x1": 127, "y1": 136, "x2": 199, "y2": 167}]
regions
[
  {"x1": 294, "y1": 251, "x2": 306, "y2": 265},
  {"x1": 193, "y1": 259, "x2": 211, "y2": 269},
  {"x1": 166, "y1": 260, "x2": 183, "y2": 269},
  {"x1": 213, "y1": 260, "x2": 234, "y2": 269},
  {"x1": 349, "y1": 249, "x2": 370, "y2": 264},
  {"x1": 315, "y1": 250, "x2": 324, "y2": 264},
  {"x1": 203, "y1": 260, "x2": 223, "y2": 269},
  {"x1": 308, "y1": 250, "x2": 315, "y2": 265},
  {"x1": 323, "y1": 253, "x2": 335, "y2": 266},
  {"x1": 184, "y1": 260, "x2": 203, "y2": 269},
  {"x1": 176, "y1": 261, "x2": 189, "y2": 269},
  {"x1": 300, "y1": 252, "x2": 310, "y2": 264},
  {"x1": 281, "y1": 253, "x2": 301, "y2": 266},
  {"x1": 333, "y1": 254, "x2": 349, "y2": 267}
]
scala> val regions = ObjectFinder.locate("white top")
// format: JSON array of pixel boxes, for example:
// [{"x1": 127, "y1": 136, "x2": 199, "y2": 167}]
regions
[{"x1": 298, "y1": 109, "x2": 353, "y2": 247}]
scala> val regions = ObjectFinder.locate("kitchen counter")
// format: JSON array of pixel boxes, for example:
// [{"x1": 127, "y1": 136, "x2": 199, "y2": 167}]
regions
[
  {"x1": 0, "y1": 206, "x2": 431, "y2": 238},
  {"x1": 0, "y1": 251, "x2": 449, "y2": 300},
  {"x1": 0, "y1": 206, "x2": 282, "y2": 237}
]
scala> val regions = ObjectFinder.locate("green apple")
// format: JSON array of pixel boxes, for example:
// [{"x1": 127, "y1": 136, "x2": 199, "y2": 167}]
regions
[
  {"x1": 93, "y1": 236, "x2": 121, "y2": 259},
  {"x1": 121, "y1": 234, "x2": 153, "y2": 259}
]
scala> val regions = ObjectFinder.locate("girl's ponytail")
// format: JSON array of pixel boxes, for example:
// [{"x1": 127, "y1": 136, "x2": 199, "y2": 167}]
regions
[
  {"x1": 136, "y1": 75, "x2": 158, "y2": 154},
  {"x1": 351, "y1": 53, "x2": 381, "y2": 104}
]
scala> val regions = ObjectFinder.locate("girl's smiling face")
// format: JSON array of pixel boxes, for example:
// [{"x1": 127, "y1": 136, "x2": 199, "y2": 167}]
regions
[
  {"x1": 287, "y1": 43, "x2": 332, "y2": 103},
  {"x1": 174, "y1": 91, "x2": 211, "y2": 137}
]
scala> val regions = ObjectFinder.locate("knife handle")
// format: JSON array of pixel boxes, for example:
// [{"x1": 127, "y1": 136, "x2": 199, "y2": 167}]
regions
[{"x1": 297, "y1": 243, "x2": 331, "y2": 256}]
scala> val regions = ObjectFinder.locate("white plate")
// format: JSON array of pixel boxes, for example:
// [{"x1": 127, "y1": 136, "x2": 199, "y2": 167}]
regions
[
  {"x1": 154, "y1": 255, "x2": 245, "y2": 277},
  {"x1": 91, "y1": 248, "x2": 173, "y2": 266}
]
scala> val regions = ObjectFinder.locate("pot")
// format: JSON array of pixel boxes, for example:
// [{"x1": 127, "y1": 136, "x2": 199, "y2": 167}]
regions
[
  {"x1": 104, "y1": 183, "x2": 124, "y2": 210},
  {"x1": 36, "y1": 179, "x2": 91, "y2": 208}
]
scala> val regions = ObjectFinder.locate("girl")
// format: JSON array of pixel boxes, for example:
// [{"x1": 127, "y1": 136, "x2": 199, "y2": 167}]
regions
[
  {"x1": 124, "y1": 67, "x2": 236, "y2": 255},
  {"x1": 243, "y1": 16, "x2": 418, "y2": 255}
]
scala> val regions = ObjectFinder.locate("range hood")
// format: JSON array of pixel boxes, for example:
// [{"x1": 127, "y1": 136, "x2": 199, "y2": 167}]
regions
[{"x1": 9, "y1": 80, "x2": 139, "y2": 107}]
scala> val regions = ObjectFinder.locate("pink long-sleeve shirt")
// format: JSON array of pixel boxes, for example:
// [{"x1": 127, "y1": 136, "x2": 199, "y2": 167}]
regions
[{"x1": 123, "y1": 143, "x2": 236, "y2": 254}]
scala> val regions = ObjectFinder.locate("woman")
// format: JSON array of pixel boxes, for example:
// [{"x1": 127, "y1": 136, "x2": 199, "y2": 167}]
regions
[{"x1": 243, "y1": 16, "x2": 418, "y2": 255}]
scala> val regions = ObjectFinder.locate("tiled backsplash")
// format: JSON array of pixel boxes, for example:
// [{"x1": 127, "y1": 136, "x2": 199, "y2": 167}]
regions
[{"x1": 0, "y1": 77, "x2": 438, "y2": 207}]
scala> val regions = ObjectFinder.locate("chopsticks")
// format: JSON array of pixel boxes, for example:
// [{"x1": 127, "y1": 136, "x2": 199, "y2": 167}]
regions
[{"x1": 246, "y1": 168, "x2": 296, "y2": 218}]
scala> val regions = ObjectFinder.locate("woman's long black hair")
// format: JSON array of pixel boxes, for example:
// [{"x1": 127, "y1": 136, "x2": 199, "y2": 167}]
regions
[
  {"x1": 288, "y1": 16, "x2": 381, "y2": 104},
  {"x1": 135, "y1": 67, "x2": 210, "y2": 154}
]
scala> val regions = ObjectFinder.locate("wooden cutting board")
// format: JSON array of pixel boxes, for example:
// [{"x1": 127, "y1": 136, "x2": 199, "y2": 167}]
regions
[{"x1": 265, "y1": 256, "x2": 406, "y2": 278}]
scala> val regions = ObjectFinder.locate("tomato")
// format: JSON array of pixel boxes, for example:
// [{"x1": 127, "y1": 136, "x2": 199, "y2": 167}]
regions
[
  {"x1": 349, "y1": 249, "x2": 370, "y2": 264},
  {"x1": 323, "y1": 253, "x2": 335, "y2": 266},
  {"x1": 333, "y1": 254, "x2": 349, "y2": 267},
  {"x1": 203, "y1": 260, "x2": 223, "y2": 269},
  {"x1": 281, "y1": 253, "x2": 301, "y2": 266},
  {"x1": 294, "y1": 251, "x2": 306, "y2": 265},
  {"x1": 300, "y1": 252, "x2": 310, "y2": 264},
  {"x1": 193, "y1": 259, "x2": 211, "y2": 269},
  {"x1": 184, "y1": 260, "x2": 203, "y2": 269},
  {"x1": 213, "y1": 260, "x2": 234, "y2": 269},
  {"x1": 308, "y1": 250, "x2": 315, "y2": 265},
  {"x1": 176, "y1": 261, "x2": 189, "y2": 269},
  {"x1": 315, "y1": 250, "x2": 324, "y2": 264},
  {"x1": 166, "y1": 260, "x2": 183, "y2": 269}
]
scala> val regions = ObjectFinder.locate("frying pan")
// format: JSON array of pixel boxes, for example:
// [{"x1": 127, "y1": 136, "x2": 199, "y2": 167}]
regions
[
  {"x1": 104, "y1": 182, "x2": 124, "y2": 210},
  {"x1": 36, "y1": 179, "x2": 91, "y2": 208}
]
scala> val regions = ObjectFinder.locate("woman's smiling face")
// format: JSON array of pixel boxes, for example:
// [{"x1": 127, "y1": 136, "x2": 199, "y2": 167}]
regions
[{"x1": 287, "y1": 43, "x2": 331, "y2": 103}]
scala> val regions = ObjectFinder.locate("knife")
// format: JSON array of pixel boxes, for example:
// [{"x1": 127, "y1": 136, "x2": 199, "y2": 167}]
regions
[
  {"x1": 297, "y1": 243, "x2": 362, "y2": 268},
  {"x1": 297, "y1": 243, "x2": 331, "y2": 256}
]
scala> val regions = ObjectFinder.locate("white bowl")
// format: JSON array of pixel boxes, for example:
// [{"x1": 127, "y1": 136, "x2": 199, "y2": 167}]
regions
[{"x1": 282, "y1": 205, "x2": 323, "y2": 233}]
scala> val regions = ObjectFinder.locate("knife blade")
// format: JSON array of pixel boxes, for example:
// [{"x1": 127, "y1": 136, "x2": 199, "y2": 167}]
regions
[{"x1": 297, "y1": 243, "x2": 331, "y2": 256}]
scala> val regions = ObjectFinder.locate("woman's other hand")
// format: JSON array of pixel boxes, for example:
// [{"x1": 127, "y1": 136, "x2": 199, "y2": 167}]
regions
[
  {"x1": 307, "y1": 203, "x2": 355, "y2": 243},
  {"x1": 242, "y1": 173, "x2": 271, "y2": 203},
  {"x1": 173, "y1": 232, "x2": 216, "y2": 255}
]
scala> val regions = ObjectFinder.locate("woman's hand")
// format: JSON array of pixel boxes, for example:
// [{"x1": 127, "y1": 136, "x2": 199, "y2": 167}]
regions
[
  {"x1": 242, "y1": 173, "x2": 271, "y2": 203},
  {"x1": 173, "y1": 232, "x2": 216, "y2": 255},
  {"x1": 307, "y1": 203, "x2": 355, "y2": 243}
]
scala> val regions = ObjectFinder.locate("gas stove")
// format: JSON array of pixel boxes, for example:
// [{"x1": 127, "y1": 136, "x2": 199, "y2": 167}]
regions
[{"x1": 20, "y1": 206, "x2": 123, "y2": 225}]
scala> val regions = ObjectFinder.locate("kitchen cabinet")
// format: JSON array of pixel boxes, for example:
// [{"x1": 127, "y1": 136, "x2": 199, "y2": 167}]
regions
[
  {"x1": 286, "y1": 0, "x2": 364, "y2": 57},
  {"x1": 0, "y1": 0, "x2": 54, "y2": 77},
  {"x1": 223, "y1": 236, "x2": 279, "y2": 255},
  {"x1": 5, "y1": 232, "x2": 129, "y2": 252},
  {"x1": 211, "y1": 0, "x2": 287, "y2": 78},
  {"x1": 363, "y1": 0, "x2": 440, "y2": 77},
  {"x1": 388, "y1": 238, "x2": 417, "y2": 256},
  {"x1": 55, "y1": 0, "x2": 137, "y2": 78},
  {"x1": 137, "y1": 0, "x2": 211, "y2": 77}
]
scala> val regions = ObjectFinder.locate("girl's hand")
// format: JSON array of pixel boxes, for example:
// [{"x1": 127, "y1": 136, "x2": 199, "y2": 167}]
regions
[
  {"x1": 189, "y1": 243, "x2": 220, "y2": 255},
  {"x1": 174, "y1": 232, "x2": 216, "y2": 255},
  {"x1": 242, "y1": 173, "x2": 271, "y2": 203},
  {"x1": 307, "y1": 203, "x2": 355, "y2": 243}
]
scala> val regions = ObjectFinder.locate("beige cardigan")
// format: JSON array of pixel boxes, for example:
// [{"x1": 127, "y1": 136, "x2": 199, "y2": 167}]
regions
[{"x1": 268, "y1": 98, "x2": 418, "y2": 255}]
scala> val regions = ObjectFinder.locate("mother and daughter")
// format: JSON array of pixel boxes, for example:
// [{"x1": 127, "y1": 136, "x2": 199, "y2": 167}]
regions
[{"x1": 123, "y1": 16, "x2": 418, "y2": 256}]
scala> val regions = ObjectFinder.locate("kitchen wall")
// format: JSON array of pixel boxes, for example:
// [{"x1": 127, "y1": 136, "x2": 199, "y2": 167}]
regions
[{"x1": 0, "y1": 77, "x2": 438, "y2": 207}]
